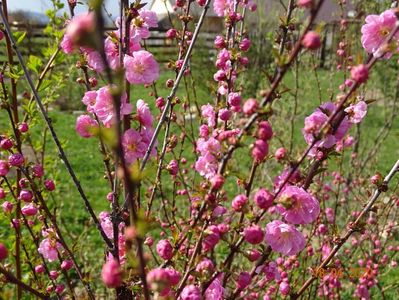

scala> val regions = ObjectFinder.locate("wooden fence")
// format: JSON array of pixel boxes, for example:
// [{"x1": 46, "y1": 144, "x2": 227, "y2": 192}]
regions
[
  {"x1": 0, "y1": 22, "x2": 216, "y2": 64},
  {"x1": 1, "y1": 21, "x2": 362, "y2": 68}
]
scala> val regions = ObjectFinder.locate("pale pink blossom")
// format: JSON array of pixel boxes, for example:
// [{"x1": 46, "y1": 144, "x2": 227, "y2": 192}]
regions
[
  {"x1": 361, "y1": 9, "x2": 399, "y2": 58},
  {"x1": 92, "y1": 86, "x2": 132, "y2": 127},
  {"x1": 76, "y1": 115, "x2": 98, "y2": 138},
  {"x1": 213, "y1": 0, "x2": 234, "y2": 17},
  {"x1": 122, "y1": 128, "x2": 147, "y2": 164},
  {"x1": 265, "y1": 220, "x2": 306, "y2": 256},
  {"x1": 179, "y1": 285, "x2": 201, "y2": 300},
  {"x1": 136, "y1": 99, "x2": 153, "y2": 127},
  {"x1": 124, "y1": 51, "x2": 159, "y2": 84},
  {"x1": 345, "y1": 101, "x2": 368, "y2": 123},
  {"x1": 101, "y1": 259, "x2": 122, "y2": 288},
  {"x1": 205, "y1": 278, "x2": 224, "y2": 300},
  {"x1": 38, "y1": 238, "x2": 62, "y2": 262},
  {"x1": 277, "y1": 186, "x2": 320, "y2": 224},
  {"x1": 201, "y1": 104, "x2": 216, "y2": 127}
]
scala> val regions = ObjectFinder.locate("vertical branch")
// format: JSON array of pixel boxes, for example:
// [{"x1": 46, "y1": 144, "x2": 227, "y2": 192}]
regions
[{"x1": 1, "y1": 1, "x2": 21, "y2": 298}]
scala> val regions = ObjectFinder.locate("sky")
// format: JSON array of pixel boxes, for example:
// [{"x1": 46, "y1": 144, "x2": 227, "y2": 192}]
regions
[{"x1": 7, "y1": 0, "x2": 152, "y2": 17}]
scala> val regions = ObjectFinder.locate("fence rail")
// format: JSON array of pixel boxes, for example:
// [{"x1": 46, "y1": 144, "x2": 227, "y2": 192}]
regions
[{"x1": 0, "y1": 22, "x2": 216, "y2": 63}]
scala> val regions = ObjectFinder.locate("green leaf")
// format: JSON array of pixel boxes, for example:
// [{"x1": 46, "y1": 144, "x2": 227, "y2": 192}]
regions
[
  {"x1": 27, "y1": 55, "x2": 43, "y2": 75},
  {"x1": 14, "y1": 31, "x2": 27, "y2": 45}
]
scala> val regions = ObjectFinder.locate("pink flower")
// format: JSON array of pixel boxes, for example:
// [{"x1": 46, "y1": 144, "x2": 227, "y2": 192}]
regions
[
  {"x1": 254, "y1": 188, "x2": 274, "y2": 209},
  {"x1": 244, "y1": 225, "x2": 264, "y2": 244},
  {"x1": 345, "y1": 101, "x2": 368, "y2": 123},
  {"x1": 122, "y1": 129, "x2": 147, "y2": 164},
  {"x1": 302, "y1": 31, "x2": 321, "y2": 50},
  {"x1": 136, "y1": 99, "x2": 153, "y2": 127},
  {"x1": 274, "y1": 168, "x2": 301, "y2": 191},
  {"x1": 85, "y1": 50, "x2": 105, "y2": 72},
  {"x1": 203, "y1": 225, "x2": 221, "y2": 251},
  {"x1": 195, "y1": 153, "x2": 218, "y2": 179},
  {"x1": 196, "y1": 258, "x2": 215, "y2": 275},
  {"x1": 303, "y1": 102, "x2": 350, "y2": 155},
  {"x1": 236, "y1": 272, "x2": 251, "y2": 290},
  {"x1": 179, "y1": 285, "x2": 201, "y2": 300},
  {"x1": 8, "y1": 153, "x2": 24, "y2": 167},
  {"x1": 257, "y1": 121, "x2": 273, "y2": 140},
  {"x1": 82, "y1": 90, "x2": 97, "y2": 113},
  {"x1": 76, "y1": 115, "x2": 98, "y2": 138},
  {"x1": 61, "y1": 34, "x2": 74, "y2": 54},
  {"x1": 35, "y1": 265, "x2": 45, "y2": 274},
  {"x1": 65, "y1": 12, "x2": 95, "y2": 48},
  {"x1": 99, "y1": 212, "x2": 114, "y2": 239},
  {"x1": 44, "y1": 179, "x2": 56, "y2": 191},
  {"x1": 361, "y1": 9, "x2": 399, "y2": 58},
  {"x1": 0, "y1": 243, "x2": 8, "y2": 261},
  {"x1": 275, "y1": 147, "x2": 286, "y2": 160},
  {"x1": 277, "y1": 186, "x2": 320, "y2": 224},
  {"x1": 38, "y1": 238, "x2": 62, "y2": 262},
  {"x1": 201, "y1": 104, "x2": 216, "y2": 127},
  {"x1": 228, "y1": 92, "x2": 241, "y2": 107},
  {"x1": 210, "y1": 174, "x2": 225, "y2": 190},
  {"x1": 101, "y1": 259, "x2": 122, "y2": 288},
  {"x1": 252, "y1": 139, "x2": 269, "y2": 162},
  {"x1": 243, "y1": 98, "x2": 259, "y2": 115},
  {"x1": 124, "y1": 51, "x2": 159, "y2": 84},
  {"x1": 279, "y1": 281, "x2": 291, "y2": 296},
  {"x1": 2, "y1": 201, "x2": 13, "y2": 213},
  {"x1": 92, "y1": 86, "x2": 132, "y2": 127},
  {"x1": 0, "y1": 160, "x2": 9, "y2": 176},
  {"x1": 165, "y1": 268, "x2": 180, "y2": 286},
  {"x1": 265, "y1": 220, "x2": 306, "y2": 256},
  {"x1": 19, "y1": 190, "x2": 33, "y2": 202},
  {"x1": 61, "y1": 260, "x2": 73, "y2": 271},
  {"x1": 205, "y1": 278, "x2": 224, "y2": 300},
  {"x1": 147, "y1": 268, "x2": 172, "y2": 294},
  {"x1": 213, "y1": 0, "x2": 234, "y2": 17},
  {"x1": 156, "y1": 239, "x2": 173, "y2": 260},
  {"x1": 232, "y1": 194, "x2": 248, "y2": 212},
  {"x1": 350, "y1": 64, "x2": 369, "y2": 83},
  {"x1": 21, "y1": 204, "x2": 38, "y2": 216},
  {"x1": 297, "y1": 0, "x2": 313, "y2": 8},
  {"x1": 167, "y1": 160, "x2": 179, "y2": 176},
  {"x1": 239, "y1": 38, "x2": 251, "y2": 52}
]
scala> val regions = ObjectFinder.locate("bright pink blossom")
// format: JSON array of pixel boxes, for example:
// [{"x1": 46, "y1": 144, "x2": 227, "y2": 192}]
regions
[
  {"x1": 0, "y1": 243, "x2": 8, "y2": 261},
  {"x1": 205, "y1": 278, "x2": 224, "y2": 300},
  {"x1": 0, "y1": 160, "x2": 9, "y2": 176},
  {"x1": 361, "y1": 9, "x2": 399, "y2": 58},
  {"x1": 38, "y1": 238, "x2": 62, "y2": 262},
  {"x1": 124, "y1": 51, "x2": 159, "y2": 84},
  {"x1": 351, "y1": 64, "x2": 369, "y2": 83},
  {"x1": 136, "y1": 99, "x2": 153, "y2": 127},
  {"x1": 277, "y1": 186, "x2": 320, "y2": 224},
  {"x1": 232, "y1": 194, "x2": 248, "y2": 211},
  {"x1": 122, "y1": 128, "x2": 147, "y2": 164},
  {"x1": 92, "y1": 86, "x2": 132, "y2": 127},
  {"x1": 179, "y1": 285, "x2": 201, "y2": 300},
  {"x1": 76, "y1": 115, "x2": 98, "y2": 138},
  {"x1": 265, "y1": 220, "x2": 306, "y2": 256},
  {"x1": 244, "y1": 225, "x2": 264, "y2": 244},
  {"x1": 302, "y1": 31, "x2": 321, "y2": 50},
  {"x1": 101, "y1": 259, "x2": 122, "y2": 288},
  {"x1": 21, "y1": 204, "x2": 38, "y2": 216},
  {"x1": 156, "y1": 239, "x2": 173, "y2": 260},
  {"x1": 345, "y1": 101, "x2": 368, "y2": 123},
  {"x1": 254, "y1": 188, "x2": 274, "y2": 209},
  {"x1": 236, "y1": 272, "x2": 251, "y2": 290}
]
